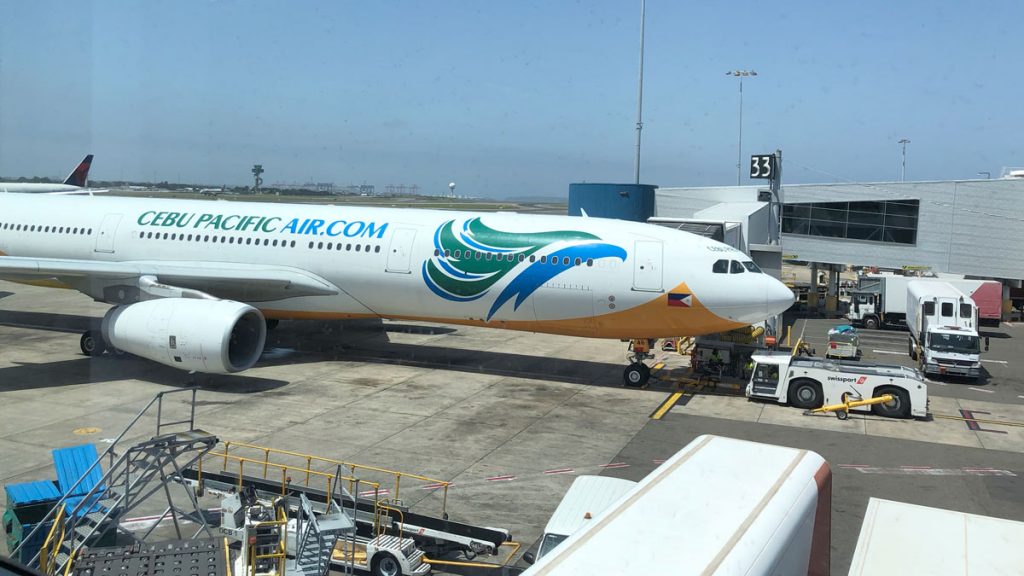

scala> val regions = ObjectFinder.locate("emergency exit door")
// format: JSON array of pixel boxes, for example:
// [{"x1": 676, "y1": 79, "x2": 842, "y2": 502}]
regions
[
  {"x1": 385, "y1": 228, "x2": 417, "y2": 273},
  {"x1": 94, "y1": 213, "x2": 122, "y2": 253},
  {"x1": 632, "y1": 240, "x2": 663, "y2": 292}
]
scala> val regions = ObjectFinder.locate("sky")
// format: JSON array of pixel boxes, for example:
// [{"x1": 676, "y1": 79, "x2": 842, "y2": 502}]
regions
[{"x1": 0, "y1": 1, "x2": 1021, "y2": 198}]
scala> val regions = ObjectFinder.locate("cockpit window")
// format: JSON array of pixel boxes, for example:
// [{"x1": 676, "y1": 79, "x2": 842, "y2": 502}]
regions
[
  {"x1": 729, "y1": 260, "x2": 745, "y2": 274},
  {"x1": 712, "y1": 259, "x2": 728, "y2": 273},
  {"x1": 742, "y1": 261, "x2": 762, "y2": 273}
]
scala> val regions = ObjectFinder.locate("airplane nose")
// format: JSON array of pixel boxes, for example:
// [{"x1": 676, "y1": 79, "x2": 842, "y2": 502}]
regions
[{"x1": 764, "y1": 275, "x2": 795, "y2": 315}]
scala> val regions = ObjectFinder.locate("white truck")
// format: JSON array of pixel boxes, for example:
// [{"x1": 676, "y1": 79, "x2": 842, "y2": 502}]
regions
[
  {"x1": 848, "y1": 274, "x2": 1002, "y2": 329},
  {"x1": 906, "y1": 280, "x2": 986, "y2": 379},
  {"x1": 746, "y1": 354, "x2": 927, "y2": 418},
  {"x1": 848, "y1": 498, "x2": 1024, "y2": 575},
  {"x1": 522, "y1": 435, "x2": 833, "y2": 576},
  {"x1": 523, "y1": 475, "x2": 637, "y2": 564}
]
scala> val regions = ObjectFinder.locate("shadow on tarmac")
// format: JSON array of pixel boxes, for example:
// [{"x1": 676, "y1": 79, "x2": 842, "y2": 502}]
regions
[
  {"x1": 0, "y1": 355, "x2": 288, "y2": 393},
  {"x1": 263, "y1": 319, "x2": 626, "y2": 387},
  {"x1": 0, "y1": 312, "x2": 625, "y2": 389}
]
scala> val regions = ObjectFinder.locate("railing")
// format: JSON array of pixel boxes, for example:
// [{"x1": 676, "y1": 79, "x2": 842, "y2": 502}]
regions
[
  {"x1": 196, "y1": 453, "x2": 380, "y2": 504},
  {"x1": 37, "y1": 504, "x2": 66, "y2": 575},
  {"x1": 203, "y1": 441, "x2": 452, "y2": 516},
  {"x1": 11, "y1": 388, "x2": 201, "y2": 568},
  {"x1": 373, "y1": 499, "x2": 405, "y2": 540}
]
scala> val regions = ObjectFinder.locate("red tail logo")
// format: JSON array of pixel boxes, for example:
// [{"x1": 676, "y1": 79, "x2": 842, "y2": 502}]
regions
[{"x1": 63, "y1": 154, "x2": 93, "y2": 187}]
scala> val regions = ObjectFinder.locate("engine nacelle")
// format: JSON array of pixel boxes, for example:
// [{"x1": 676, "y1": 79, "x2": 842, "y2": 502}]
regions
[{"x1": 102, "y1": 299, "x2": 267, "y2": 374}]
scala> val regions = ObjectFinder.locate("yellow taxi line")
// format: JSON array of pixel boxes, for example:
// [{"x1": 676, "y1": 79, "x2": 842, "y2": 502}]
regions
[{"x1": 650, "y1": 391, "x2": 683, "y2": 420}]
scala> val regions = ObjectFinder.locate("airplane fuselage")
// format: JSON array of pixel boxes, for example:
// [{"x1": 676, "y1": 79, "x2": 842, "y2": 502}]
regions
[
  {"x1": 0, "y1": 193, "x2": 793, "y2": 339},
  {"x1": 0, "y1": 183, "x2": 83, "y2": 193}
]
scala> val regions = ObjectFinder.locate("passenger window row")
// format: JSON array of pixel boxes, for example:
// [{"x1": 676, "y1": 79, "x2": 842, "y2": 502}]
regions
[
  {"x1": 139, "y1": 230, "x2": 298, "y2": 248},
  {"x1": 0, "y1": 222, "x2": 93, "y2": 235},
  {"x1": 712, "y1": 259, "x2": 763, "y2": 274},
  {"x1": 309, "y1": 240, "x2": 381, "y2": 253},
  {"x1": 433, "y1": 248, "x2": 594, "y2": 267}
]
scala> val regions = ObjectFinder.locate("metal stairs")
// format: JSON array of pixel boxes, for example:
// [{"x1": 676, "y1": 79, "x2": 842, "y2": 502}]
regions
[
  {"x1": 13, "y1": 389, "x2": 218, "y2": 576},
  {"x1": 288, "y1": 494, "x2": 354, "y2": 576}
]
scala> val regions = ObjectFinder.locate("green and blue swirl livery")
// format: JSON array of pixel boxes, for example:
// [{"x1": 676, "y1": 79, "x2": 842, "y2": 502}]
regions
[{"x1": 422, "y1": 218, "x2": 627, "y2": 320}]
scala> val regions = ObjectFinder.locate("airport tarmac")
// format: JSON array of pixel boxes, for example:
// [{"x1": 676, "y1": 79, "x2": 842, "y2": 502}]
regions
[{"x1": 1, "y1": 280, "x2": 1022, "y2": 575}]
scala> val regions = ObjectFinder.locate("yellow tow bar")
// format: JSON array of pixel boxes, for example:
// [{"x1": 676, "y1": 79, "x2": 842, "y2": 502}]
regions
[{"x1": 805, "y1": 394, "x2": 893, "y2": 420}]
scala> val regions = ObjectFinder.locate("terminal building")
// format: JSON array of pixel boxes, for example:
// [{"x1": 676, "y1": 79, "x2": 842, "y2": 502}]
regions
[{"x1": 570, "y1": 176, "x2": 1024, "y2": 319}]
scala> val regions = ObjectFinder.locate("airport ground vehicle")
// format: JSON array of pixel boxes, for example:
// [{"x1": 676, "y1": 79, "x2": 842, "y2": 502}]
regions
[
  {"x1": 907, "y1": 281, "x2": 986, "y2": 379},
  {"x1": 824, "y1": 325, "x2": 859, "y2": 359},
  {"x1": 521, "y1": 435, "x2": 832, "y2": 575},
  {"x1": 746, "y1": 354, "x2": 927, "y2": 418},
  {"x1": 848, "y1": 498, "x2": 1024, "y2": 575},
  {"x1": 221, "y1": 489, "x2": 429, "y2": 576},
  {"x1": 848, "y1": 274, "x2": 1001, "y2": 329},
  {"x1": 523, "y1": 475, "x2": 636, "y2": 564}
]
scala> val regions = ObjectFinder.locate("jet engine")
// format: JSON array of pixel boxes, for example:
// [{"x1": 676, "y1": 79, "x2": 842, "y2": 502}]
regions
[{"x1": 102, "y1": 299, "x2": 267, "y2": 374}]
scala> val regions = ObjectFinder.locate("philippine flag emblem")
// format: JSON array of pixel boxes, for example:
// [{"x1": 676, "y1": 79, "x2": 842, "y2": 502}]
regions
[{"x1": 667, "y1": 293, "x2": 692, "y2": 308}]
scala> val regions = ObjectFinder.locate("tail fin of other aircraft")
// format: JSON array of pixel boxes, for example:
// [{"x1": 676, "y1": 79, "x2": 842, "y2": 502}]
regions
[{"x1": 63, "y1": 155, "x2": 94, "y2": 187}]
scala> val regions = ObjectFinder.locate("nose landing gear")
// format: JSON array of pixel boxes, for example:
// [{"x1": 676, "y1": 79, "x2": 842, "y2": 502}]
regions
[{"x1": 623, "y1": 338, "x2": 656, "y2": 387}]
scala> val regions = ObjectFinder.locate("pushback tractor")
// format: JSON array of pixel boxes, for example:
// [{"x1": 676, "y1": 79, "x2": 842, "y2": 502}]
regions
[{"x1": 746, "y1": 354, "x2": 928, "y2": 418}]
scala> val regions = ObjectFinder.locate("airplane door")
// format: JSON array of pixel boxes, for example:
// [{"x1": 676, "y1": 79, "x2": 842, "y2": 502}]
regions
[
  {"x1": 632, "y1": 240, "x2": 663, "y2": 292},
  {"x1": 385, "y1": 228, "x2": 417, "y2": 273},
  {"x1": 94, "y1": 213, "x2": 122, "y2": 254}
]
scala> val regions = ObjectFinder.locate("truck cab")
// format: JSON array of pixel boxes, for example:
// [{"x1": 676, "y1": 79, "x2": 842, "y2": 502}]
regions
[
  {"x1": 524, "y1": 475, "x2": 637, "y2": 564},
  {"x1": 848, "y1": 289, "x2": 883, "y2": 329},
  {"x1": 915, "y1": 326, "x2": 982, "y2": 378}
]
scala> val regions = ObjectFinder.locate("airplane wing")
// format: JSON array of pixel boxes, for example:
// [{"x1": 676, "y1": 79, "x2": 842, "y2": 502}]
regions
[{"x1": 0, "y1": 257, "x2": 339, "y2": 302}]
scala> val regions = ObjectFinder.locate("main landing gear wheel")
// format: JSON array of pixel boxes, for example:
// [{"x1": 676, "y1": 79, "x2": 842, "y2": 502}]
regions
[
  {"x1": 623, "y1": 363, "x2": 651, "y2": 387},
  {"x1": 80, "y1": 330, "x2": 107, "y2": 357}
]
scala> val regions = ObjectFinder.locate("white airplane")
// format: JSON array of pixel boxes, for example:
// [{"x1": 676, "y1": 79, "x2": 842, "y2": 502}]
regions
[
  {"x1": 0, "y1": 155, "x2": 97, "y2": 193},
  {"x1": 0, "y1": 193, "x2": 793, "y2": 385}
]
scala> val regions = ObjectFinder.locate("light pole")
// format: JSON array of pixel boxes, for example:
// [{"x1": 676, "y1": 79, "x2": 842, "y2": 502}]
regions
[
  {"x1": 727, "y1": 70, "x2": 757, "y2": 186},
  {"x1": 634, "y1": 0, "x2": 646, "y2": 185},
  {"x1": 898, "y1": 138, "x2": 910, "y2": 182}
]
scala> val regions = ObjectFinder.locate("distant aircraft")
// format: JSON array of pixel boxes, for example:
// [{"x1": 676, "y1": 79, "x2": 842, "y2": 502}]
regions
[
  {"x1": 0, "y1": 155, "x2": 99, "y2": 193},
  {"x1": 0, "y1": 193, "x2": 793, "y2": 383}
]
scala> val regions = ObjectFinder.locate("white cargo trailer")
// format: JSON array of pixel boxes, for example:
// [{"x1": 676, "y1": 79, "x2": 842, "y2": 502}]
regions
[
  {"x1": 849, "y1": 274, "x2": 1003, "y2": 329},
  {"x1": 848, "y1": 498, "x2": 1024, "y2": 575}
]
